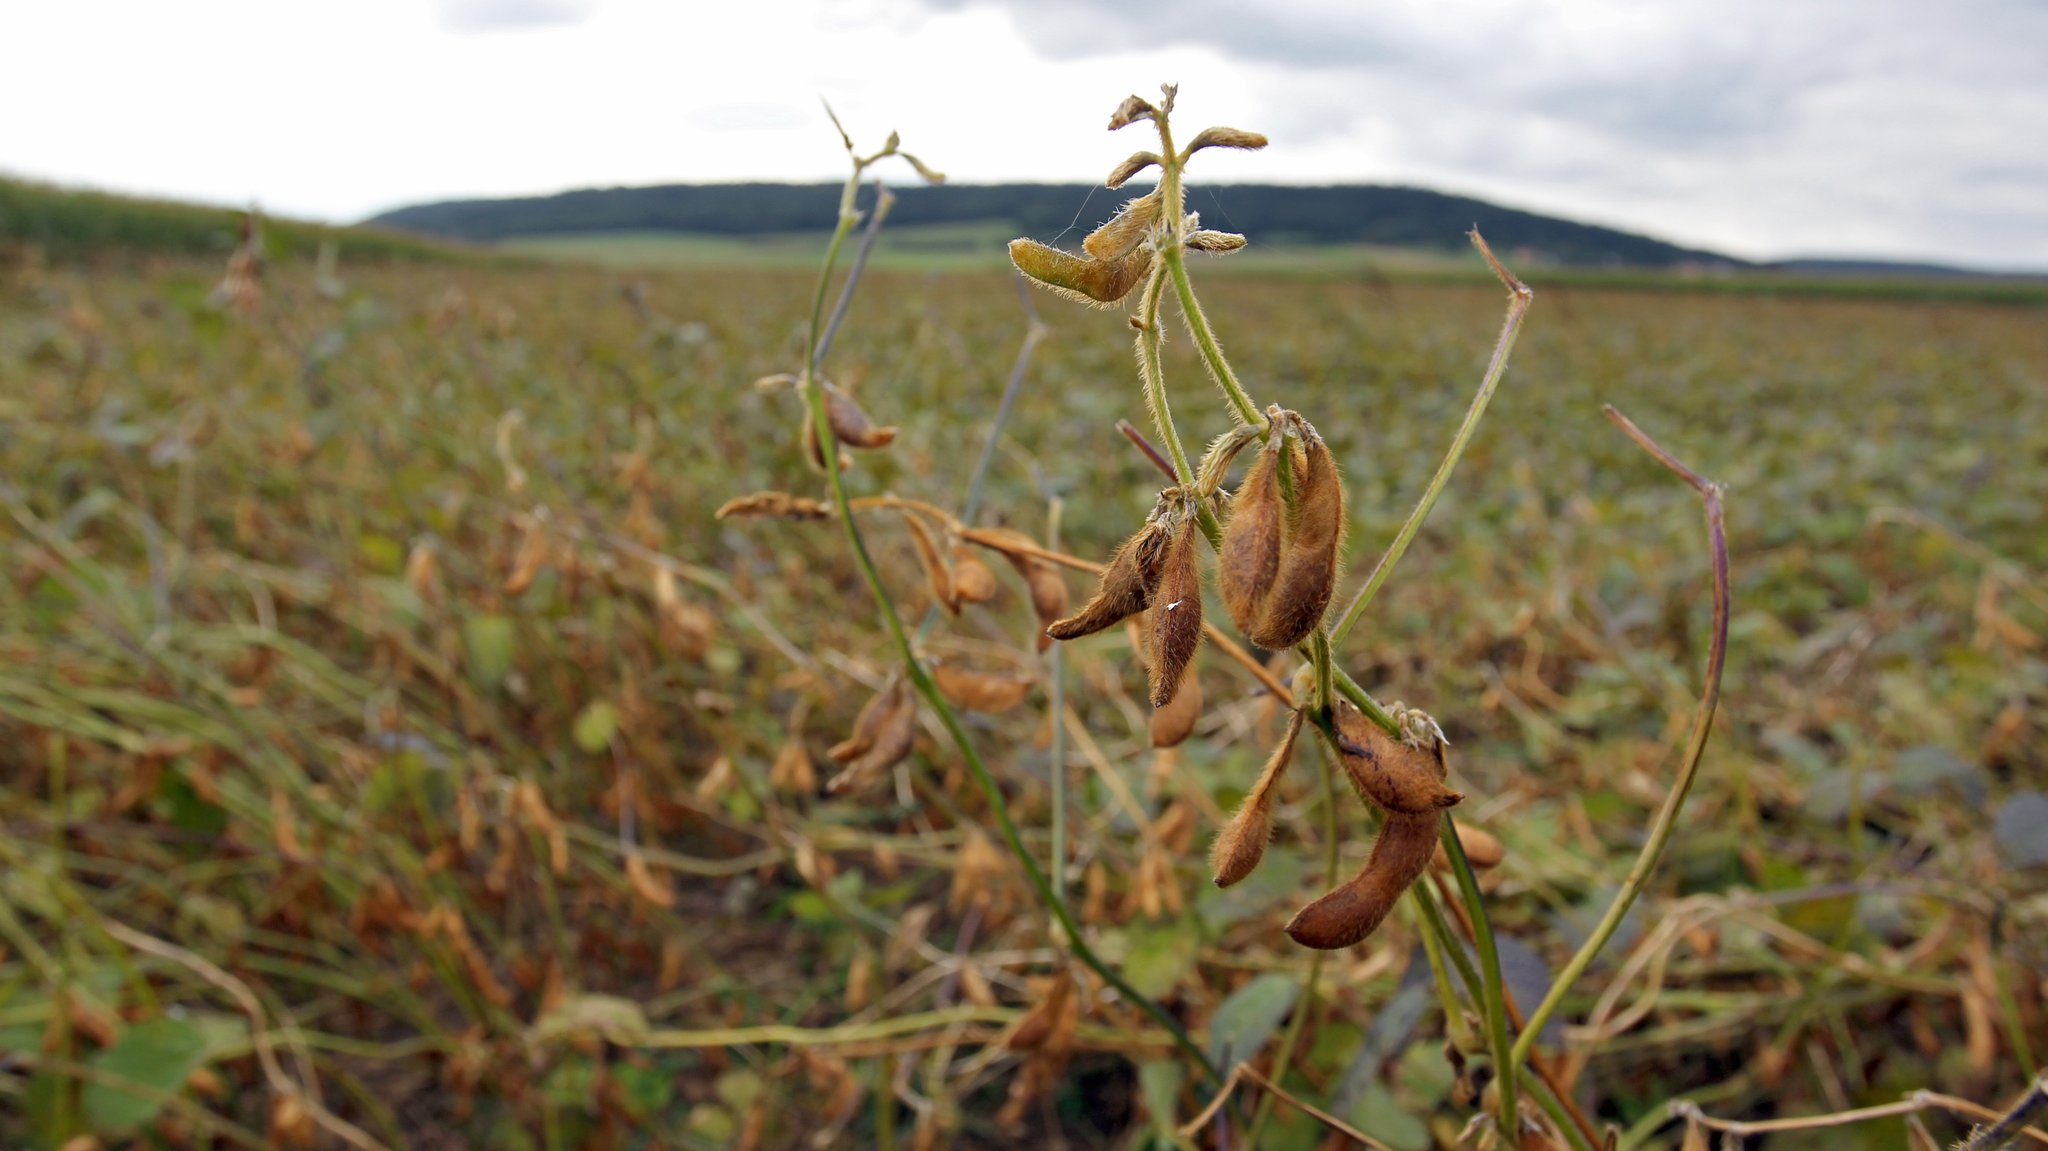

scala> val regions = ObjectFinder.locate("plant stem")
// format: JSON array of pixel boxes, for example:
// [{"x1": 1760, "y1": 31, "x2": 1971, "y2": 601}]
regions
[
  {"x1": 1508, "y1": 407, "x2": 1728, "y2": 1074},
  {"x1": 1441, "y1": 815, "x2": 1517, "y2": 1136},
  {"x1": 801, "y1": 162, "x2": 1221, "y2": 1088},
  {"x1": 1134, "y1": 259, "x2": 1197, "y2": 490},
  {"x1": 1163, "y1": 245, "x2": 1262, "y2": 427},
  {"x1": 1329, "y1": 232, "x2": 1531, "y2": 649},
  {"x1": 1046, "y1": 497, "x2": 1068, "y2": 906}
]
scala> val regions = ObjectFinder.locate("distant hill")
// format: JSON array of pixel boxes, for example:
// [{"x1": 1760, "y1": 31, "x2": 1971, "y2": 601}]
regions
[
  {"x1": 367, "y1": 182, "x2": 1743, "y2": 269},
  {"x1": 0, "y1": 174, "x2": 462, "y2": 263}
]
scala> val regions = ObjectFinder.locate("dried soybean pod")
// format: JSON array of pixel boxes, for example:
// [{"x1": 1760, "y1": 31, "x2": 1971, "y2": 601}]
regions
[
  {"x1": 1009, "y1": 238, "x2": 1154, "y2": 306},
  {"x1": 828, "y1": 677, "x2": 904, "y2": 764},
  {"x1": 1218, "y1": 438, "x2": 1283, "y2": 635},
  {"x1": 1145, "y1": 519, "x2": 1203, "y2": 708},
  {"x1": 934, "y1": 665, "x2": 1032, "y2": 714},
  {"x1": 823, "y1": 383, "x2": 898, "y2": 449},
  {"x1": 902, "y1": 514, "x2": 957, "y2": 615},
  {"x1": 1149, "y1": 665, "x2": 1203, "y2": 748},
  {"x1": 1333, "y1": 700, "x2": 1463, "y2": 814},
  {"x1": 1082, "y1": 189, "x2": 1163, "y2": 261},
  {"x1": 1046, "y1": 521, "x2": 1167, "y2": 641},
  {"x1": 828, "y1": 680, "x2": 916, "y2": 792},
  {"x1": 951, "y1": 546, "x2": 999, "y2": 604},
  {"x1": 973, "y1": 528, "x2": 1070, "y2": 652},
  {"x1": 1284, "y1": 808, "x2": 1438, "y2": 950},
  {"x1": 1211, "y1": 710, "x2": 1303, "y2": 887},
  {"x1": 1251, "y1": 427, "x2": 1344, "y2": 649}
]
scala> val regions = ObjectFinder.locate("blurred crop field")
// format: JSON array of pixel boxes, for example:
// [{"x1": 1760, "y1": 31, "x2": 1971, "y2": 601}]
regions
[{"x1": 1, "y1": 242, "x2": 2045, "y2": 1150}]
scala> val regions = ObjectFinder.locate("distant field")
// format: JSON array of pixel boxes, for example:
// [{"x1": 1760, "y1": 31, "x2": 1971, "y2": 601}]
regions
[
  {"x1": 4, "y1": 247, "x2": 2045, "y2": 1149},
  {"x1": 503, "y1": 224, "x2": 2048, "y2": 304}
]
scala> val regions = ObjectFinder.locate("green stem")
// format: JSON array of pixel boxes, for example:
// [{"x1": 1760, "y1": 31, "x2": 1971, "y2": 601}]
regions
[
  {"x1": 1508, "y1": 414, "x2": 1726, "y2": 1075},
  {"x1": 1047, "y1": 498, "x2": 1068, "y2": 906},
  {"x1": 1522, "y1": 1068, "x2": 1597, "y2": 1151},
  {"x1": 1442, "y1": 815, "x2": 1517, "y2": 1137},
  {"x1": 801, "y1": 164, "x2": 1220, "y2": 1088},
  {"x1": 1134, "y1": 260, "x2": 1197, "y2": 490},
  {"x1": 1330, "y1": 235, "x2": 1532, "y2": 649},
  {"x1": 1163, "y1": 245, "x2": 1262, "y2": 427}
]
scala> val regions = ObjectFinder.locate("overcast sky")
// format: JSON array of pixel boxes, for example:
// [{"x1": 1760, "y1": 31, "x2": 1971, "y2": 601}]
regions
[{"x1": 5, "y1": 0, "x2": 2045, "y2": 269}]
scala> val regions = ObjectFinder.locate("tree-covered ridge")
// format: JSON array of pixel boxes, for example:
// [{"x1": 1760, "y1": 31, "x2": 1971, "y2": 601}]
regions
[{"x1": 368, "y1": 181, "x2": 1740, "y2": 268}]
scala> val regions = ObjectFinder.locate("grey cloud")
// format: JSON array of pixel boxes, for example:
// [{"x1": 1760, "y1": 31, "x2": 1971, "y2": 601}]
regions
[
  {"x1": 436, "y1": 0, "x2": 597, "y2": 33},
  {"x1": 921, "y1": 0, "x2": 2048, "y2": 266}
]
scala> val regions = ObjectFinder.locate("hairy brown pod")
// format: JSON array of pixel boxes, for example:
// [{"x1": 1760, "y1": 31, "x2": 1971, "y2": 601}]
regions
[
  {"x1": 1105, "y1": 151, "x2": 1162, "y2": 188},
  {"x1": 1185, "y1": 230, "x2": 1248, "y2": 253},
  {"x1": 1083, "y1": 189, "x2": 1162, "y2": 261},
  {"x1": 1148, "y1": 665, "x2": 1203, "y2": 748},
  {"x1": 1182, "y1": 126, "x2": 1270, "y2": 155},
  {"x1": 1211, "y1": 710, "x2": 1302, "y2": 887},
  {"x1": 1284, "y1": 808, "x2": 1438, "y2": 949},
  {"x1": 822, "y1": 383, "x2": 897, "y2": 449},
  {"x1": 826, "y1": 679, "x2": 916, "y2": 792},
  {"x1": 973, "y1": 528, "x2": 1070, "y2": 652},
  {"x1": 1249, "y1": 429, "x2": 1344, "y2": 649},
  {"x1": 1218, "y1": 438, "x2": 1284, "y2": 635},
  {"x1": 715, "y1": 491, "x2": 833, "y2": 521},
  {"x1": 1333, "y1": 700, "x2": 1462, "y2": 814},
  {"x1": 934, "y1": 664, "x2": 1032, "y2": 714},
  {"x1": 1046, "y1": 521, "x2": 1166, "y2": 641},
  {"x1": 823, "y1": 679, "x2": 913, "y2": 786},
  {"x1": 1009, "y1": 238, "x2": 1153, "y2": 306},
  {"x1": 902, "y1": 514, "x2": 956, "y2": 615},
  {"x1": 1145, "y1": 520, "x2": 1203, "y2": 708},
  {"x1": 951, "y1": 547, "x2": 999, "y2": 604}
]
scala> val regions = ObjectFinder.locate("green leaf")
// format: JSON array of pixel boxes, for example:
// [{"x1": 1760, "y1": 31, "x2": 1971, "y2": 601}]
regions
[
  {"x1": 1206, "y1": 972, "x2": 1298, "y2": 1069},
  {"x1": 1138, "y1": 1058, "x2": 1185, "y2": 1139},
  {"x1": 1122, "y1": 918, "x2": 1200, "y2": 1000},
  {"x1": 462, "y1": 613, "x2": 516, "y2": 692},
  {"x1": 572, "y1": 700, "x2": 619, "y2": 753},
  {"x1": 1344, "y1": 1081, "x2": 1430, "y2": 1151},
  {"x1": 83, "y1": 1016, "x2": 208, "y2": 1134},
  {"x1": 1195, "y1": 848, "x2": 1304, "y2": 933}
]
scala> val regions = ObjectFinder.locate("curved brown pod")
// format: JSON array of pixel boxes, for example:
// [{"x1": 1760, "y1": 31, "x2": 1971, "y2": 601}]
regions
[
  {"x1": 1149, "y1": 665, "x2": 1203, "y2": 748},
  {"x1": 1333, "y1": 700, "x2": 1463, "y2": 814},
  {"x1": 1249, "y1": 429, "x2": 1343, "y2": 649},
  {"x1": 1210, "y1": 710, "x2": 1303, "y2": 887},
  {"x1": 1046, "y1": 521, "x2": 1167, "y2": 641},
  {"x1": 1218, "y1": 440, "x2": 1283, "y2": 636},
  {"x1": 822, "y1": 383, "x2": 898, "y2": 449},
  {"x1": 1284, "y1": 808, "x2": 1438, "y2": 950},
  {"x1": 1145, "y1": 520, "x2": 1203, "y2": 708}
]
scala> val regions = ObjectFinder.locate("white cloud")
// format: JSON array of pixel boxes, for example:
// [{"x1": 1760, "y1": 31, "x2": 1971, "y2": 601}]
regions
[{"x1": 0, "y1": 0, "x2": 2041, "y2": 268}]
